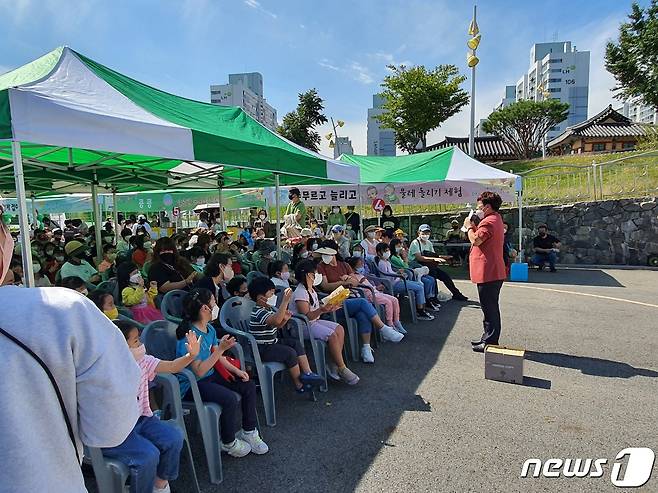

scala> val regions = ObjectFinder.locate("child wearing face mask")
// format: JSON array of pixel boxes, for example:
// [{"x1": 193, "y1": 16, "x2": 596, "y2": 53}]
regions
[
  {"x1": 346, "y1": 256, "x2": 406, "y2": 334},
  {"x1": 269, "y1": 260, "x2": 291, "y2": 289},
  {"x1": 118, "y1": 261, "x2": 164, "y2": 324},
  {"x1": 103, "y1": 319, "x2": 200, "y2": 493},
  {"x1": 90, "y1": 290, "x2": 119, "y2": 320},
  {"x1": 176, "y1": 288, "x2": 268, "y2": 458},
  {"x1": 248, "y1": 277, "x2": 324, "y2": 393}
]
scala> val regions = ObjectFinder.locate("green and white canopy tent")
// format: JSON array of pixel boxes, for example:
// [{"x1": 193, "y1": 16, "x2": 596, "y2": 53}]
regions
[
  {"x1": 0, "y1": 46, "x2": 361, "y2": 285},
  {"x1": 339, "y1": 146, "x2": 517, "y2": 183},
  {"x1": 339, "y1": 147, "x2": 524, "y2": 254}
]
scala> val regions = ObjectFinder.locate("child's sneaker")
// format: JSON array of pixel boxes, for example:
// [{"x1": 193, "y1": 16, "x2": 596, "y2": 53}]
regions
[
  {"x1": 153, "y1": 484, "x2": 170, "y2": 493},
  {"x1": 416, "y1": 309, "x2": 434, "y2": 321},
  {"x1": 338, "y1": 367, "x2": 360, "y2": 385},
  {"x1": 428, "y1": 299, "x2": 442, "y2": 311},
  {"x1": 238, "y1": 429, "x2": 269, "y2": 455},
  {"x1": 393, "y1": 321, "x2": 407, "y2": 334},
  {"x1": 361, "y1": 345, "x2": 375, "y2": 363},
  {"x1": 221, "y1": 438, "x2": 251, "y2": 458},
  {"x1": 326, "y1": 362, "x2": 340, "y2": 381},
  {"x1": 380, "y1": 324, "x2": 404, "y2": 342}
]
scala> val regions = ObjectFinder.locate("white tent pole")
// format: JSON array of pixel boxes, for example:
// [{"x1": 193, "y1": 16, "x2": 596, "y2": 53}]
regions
[
  {"x1": 12, "y1": 140, "x2": 35, "y2": 287},
  {"x1": 112, "y1": 188, "x2": 119, "y2": 245},
  {"x1": 358, "y1": 185, "x2": 364, "y2": 240},
  {"x1": 30, "y1": 193, "x2": 37, "y2": 229},
  {"x1": 275, "y1": 173, "x2": 281, "y2": 255},
  {"x1": 91, "y1": 173, "x2": 103, "y2": 261}
]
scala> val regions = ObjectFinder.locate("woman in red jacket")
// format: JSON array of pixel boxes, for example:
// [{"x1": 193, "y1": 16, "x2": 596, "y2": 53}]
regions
[{"x1": 464, "y1": 191, "x2": 506, "y2": 352}]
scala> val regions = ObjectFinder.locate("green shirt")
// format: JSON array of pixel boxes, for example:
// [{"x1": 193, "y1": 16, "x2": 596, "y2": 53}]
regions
[
  {"x1": 285, "y1": 200, "x2": 307, "y2": 225},
  {"x1": 327, "y1": 213, "x2": 346, "y2": 228},
  {"x1": 390, "y1": 254, "x2": 408, "y2": 270}
]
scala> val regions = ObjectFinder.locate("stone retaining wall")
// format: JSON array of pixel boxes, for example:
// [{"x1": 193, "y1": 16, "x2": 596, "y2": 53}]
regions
[{"x1": 367, "y1": 197, "x2": 658, "y2": 265}]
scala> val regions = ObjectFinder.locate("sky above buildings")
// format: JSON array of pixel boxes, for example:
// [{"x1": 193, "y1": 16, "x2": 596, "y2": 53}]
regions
[{"x1": 0, "y1": 0, "x2": 639, "y2": 156}]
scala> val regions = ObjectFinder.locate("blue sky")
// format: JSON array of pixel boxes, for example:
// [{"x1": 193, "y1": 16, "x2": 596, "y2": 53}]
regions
[{"x1": 0, "y1": 0, "x2": 637, "y2": 155}]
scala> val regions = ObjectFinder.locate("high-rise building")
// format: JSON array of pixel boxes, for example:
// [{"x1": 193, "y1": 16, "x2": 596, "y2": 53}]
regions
[
  {"x1": 334, "y1": 136, "x2": 354, "y2": 158},
  {"x1": 367, "y1": 94, "x2": 396, "y2": 156},
  {"x1": 497, "y1": 41, "x2": 590, "y2": 141},
  {"x1": 617, "y1": 98, "x2": 658, "y2": 125},
  {"x1": 210, "y1": 72, "x2": 278, "y2": 131}
]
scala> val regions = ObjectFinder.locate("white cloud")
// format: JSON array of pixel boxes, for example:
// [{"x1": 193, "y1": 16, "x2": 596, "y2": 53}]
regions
[
  {"x1": 317, "y1": 59, "x2": 376, "y2": 85},
  {"x1": 317, "y1": 58, "x2": 340, "y2": 71},
  {"x1": 368, "y1": 52, "x2": 413, "y2": 69},
  {"x1": 243, "y1": 0, "x2": 277, "y2": 19}
]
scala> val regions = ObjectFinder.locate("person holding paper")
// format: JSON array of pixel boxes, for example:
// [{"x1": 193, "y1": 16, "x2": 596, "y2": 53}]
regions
[{"x1": 464, "y1": 192, "x2": 507, "y2": 353}]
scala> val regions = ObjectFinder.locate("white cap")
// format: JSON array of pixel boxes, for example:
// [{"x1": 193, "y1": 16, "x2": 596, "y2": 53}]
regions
[{"x1": 418, "y1": 224, "x2": 431, "y2": 232}]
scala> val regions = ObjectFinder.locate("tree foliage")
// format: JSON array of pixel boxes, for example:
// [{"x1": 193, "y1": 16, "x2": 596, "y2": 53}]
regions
[
  {"x1": 277, "y1": 88, "x2": 328, "y2": 152},
  {"x1": 605, "y1": 0, "x2": 658, "y2": 108},
  {"x1": 481, "y1": 99, "x2": 570, "y2": 159},
  {"x1": 377, "y1": 65, "x2": 469, "y2": 153}
]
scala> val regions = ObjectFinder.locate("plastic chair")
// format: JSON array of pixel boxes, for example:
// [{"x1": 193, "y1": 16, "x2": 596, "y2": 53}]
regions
[
  {"x1": 275, "y1": 286, "x2": 328, "y2": 392},
  {"x1": 219, "y1": 296, "x2": 287, "y2": 427},
  {"x1": 85, "y1": 373, "x2": 200, "y2": 493},
  {"x1": 96, "y1": 278, "x2": 119, "y2": 301},
  {"x1": 367, "y1": 258, "x2": 418, "y2": 324},
  {"x1": 160, "y1": 290, "x2": 187, "y2": 324},
  {"x1": 141, "y1": 320, "x2": 224, "y2": 485}
]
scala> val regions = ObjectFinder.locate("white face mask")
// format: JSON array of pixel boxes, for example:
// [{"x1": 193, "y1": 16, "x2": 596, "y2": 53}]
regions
[
  {"x1": 352, "y1": 251, "x2": 362, "y2": 258},
  {"x1": 321, "y1": 254, "x2": 333, "y2": 264},
  {"x1": 300, "y1": 250, "x2": 309, "y2": 258},
  {"x1": 129, "y1": 273, "x2": 143, "y2": 285},
  {"x1": 195, "y1": 258, "x2": 205, "y2": 266},
  {"x1": 475, "y1": 209, "x2": 485, "y2": 219},
  {"x1": 311, "y1": 243, "x2": 319, "y2": 251},
  {"x1": 259, "y1": 214, "x2": 266, "y2": 220},
  {"x1": 382, "y1": 251, "x2": 391, "y2": 260},
  {"x1": 313, "y1": 272, "x2": 323, "y2": 286},
  {"x1": 281, "y1": 271, "x2": 290, "y2": 281},
  {"x1": 396, "y1": 246, "x2": 403, "y2": 253},
  {"x1": 367, "y1": 232, "x2": 375, "y2": 239},
  {"x1": 420, "y1": 233, "x2": 430, "y2": 241},
  {"x1": 143, "y1": 241, "x2": 152, "y2": 250},
  {"x1": 266, "y1": 294, "x2": 277, "y2": 307},
  {"x1": 223, "y1": 265, "x2": 234, "y2": 281},
  {"x1": 32, "y1": 263, "x2": 41, "y2": 273},
  {"x1": 211, "y1": 304, "x2": 220, "y2": 320},
  {"x1": 332, "y1": 208, "x2": 339, "y2": 213}
]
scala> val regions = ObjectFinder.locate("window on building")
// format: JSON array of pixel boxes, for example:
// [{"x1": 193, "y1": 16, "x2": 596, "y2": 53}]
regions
[
  {"x1": 622, "y1": 142, "x2": 635, "y2": 150},
  {"x1": 548, "y1": 88, "x2": 562, "y2": 93},
  {"x1": 551, "y1": 68, "x2": 562, "y2": 73},
  {"x1": 548, "y1": 78, "x2": 562, "y2": 83},
  {"x1": 592, "y1": 143, "x2": 605, "y2": 151},
  {"x1": 549, "y1": 58, "x2": 563, "y2": 63}
]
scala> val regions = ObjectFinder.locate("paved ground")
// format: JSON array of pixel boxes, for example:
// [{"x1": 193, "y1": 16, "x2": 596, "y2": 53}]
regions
[{"x1": 85, "y1": 268, "x2": 658, "y2": 493}]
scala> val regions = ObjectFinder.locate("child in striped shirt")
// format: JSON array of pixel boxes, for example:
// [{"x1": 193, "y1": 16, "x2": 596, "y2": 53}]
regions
[{"x1": 248, "y1": 277, "x2": 323, "y2": 393}]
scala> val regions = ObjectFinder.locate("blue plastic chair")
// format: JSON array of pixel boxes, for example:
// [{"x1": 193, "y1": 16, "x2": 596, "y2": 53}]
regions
[
  {"x1": 219, "y1": 296, "x2": 286, "y2": 427},
  {"x1": 141, "y1": 320, "x2": 224, "y2": 485},
  {"x1": 160, "y1": 289, "x2": 187, "y2": 324}
]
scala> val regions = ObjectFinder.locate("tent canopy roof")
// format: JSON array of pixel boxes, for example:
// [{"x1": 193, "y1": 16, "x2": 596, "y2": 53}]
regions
[
  {"x1": 0, "y1": 46, "x2": 359, "y2": 195},
  {"x1": 340, "y1": 147, "x2": 517, "y2": 183}
]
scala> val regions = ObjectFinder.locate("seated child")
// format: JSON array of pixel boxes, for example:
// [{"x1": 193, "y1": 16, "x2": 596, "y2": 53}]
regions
[
  {"x1": 89, "y1": 290, "x2": 119, "y2": 320},
  {"x1": 118, "y1": 261, "x2": 164, "y2": 324},
  {"x1": 248, "y1": 277, "x2": 324, "y2": 393},
  {"x1": 102, "y1": 319, "x2": 201, "y2": 493}
]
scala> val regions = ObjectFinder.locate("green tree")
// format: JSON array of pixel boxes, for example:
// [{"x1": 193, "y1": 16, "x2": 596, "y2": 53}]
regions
[
  {"x1": 277, "y1": 88, "x2": 328, "y2": 152},
  {"x1": 605, "y1": 0, "x2": 658, "y2": 108},
  {"x1": 481, "y1": 99, "x2": 570, "y2": 159},
  {"x1": 377, "y1": 65, "x2": 469, "y2": 153}
]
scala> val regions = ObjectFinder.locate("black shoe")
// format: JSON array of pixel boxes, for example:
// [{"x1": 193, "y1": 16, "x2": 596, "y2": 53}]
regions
[
  {"x1": 472, "y1": 342, "x2": 487, "y2": 353},
  {"x1": 452, "y1": 294, "x2": 468, "y2": 302},
  {"x1": 471, "y1": 338, "x2": 483, "y2": 345}
]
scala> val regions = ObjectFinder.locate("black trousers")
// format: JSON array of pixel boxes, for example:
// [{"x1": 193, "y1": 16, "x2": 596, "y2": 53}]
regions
[
  {"x1": 476, "y1": 280, "x2": 504, "y2": 344},
  {"x1": 424, "y1": 263, "x2": 464, "y2": 298}
]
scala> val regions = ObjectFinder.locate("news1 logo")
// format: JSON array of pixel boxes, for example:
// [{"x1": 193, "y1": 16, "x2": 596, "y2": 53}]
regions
[{"x1": 521, "y1": 448, "x2": 655, "y2": 487}]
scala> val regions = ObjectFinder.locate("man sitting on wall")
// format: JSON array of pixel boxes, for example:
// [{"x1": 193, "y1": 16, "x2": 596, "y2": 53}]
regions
[{"x1": 531, "y1": 224, "x2": 561, "y2": 272}]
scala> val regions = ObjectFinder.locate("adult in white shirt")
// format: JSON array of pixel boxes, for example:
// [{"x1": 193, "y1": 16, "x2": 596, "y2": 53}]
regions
[
  {"x1": 0, "y1": 213, "x2": 141, "y2": 493},
  {"x1": 132, "y1": 214, "x2": 155, "y2": 238},
  {"x1": 59, "y1": 240, "x2": 101, "y2": 284}
]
